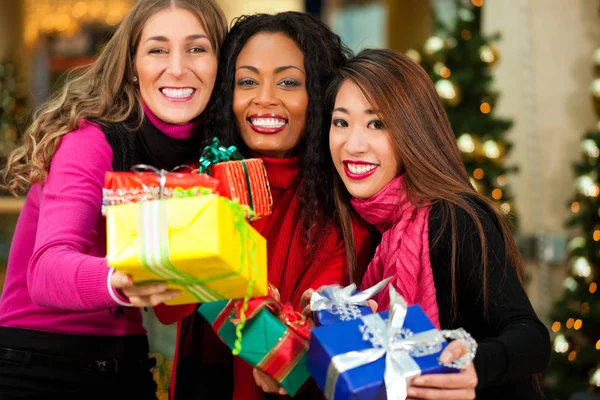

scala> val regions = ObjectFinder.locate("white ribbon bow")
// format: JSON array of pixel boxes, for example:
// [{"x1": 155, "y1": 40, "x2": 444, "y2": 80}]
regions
[{"x1": 310, "y1": 277, "x2": 391, "y2": 322}]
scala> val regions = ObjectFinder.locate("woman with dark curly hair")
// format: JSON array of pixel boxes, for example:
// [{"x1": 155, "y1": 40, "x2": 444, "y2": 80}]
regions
[{"x1": 154, "y1": 11, "x2": 374, "y2": 400}]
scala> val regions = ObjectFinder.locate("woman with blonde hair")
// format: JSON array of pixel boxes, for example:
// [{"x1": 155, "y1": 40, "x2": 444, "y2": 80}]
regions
[{"x1": 0, "y1": 1, "x2": 226, "y2": 398}]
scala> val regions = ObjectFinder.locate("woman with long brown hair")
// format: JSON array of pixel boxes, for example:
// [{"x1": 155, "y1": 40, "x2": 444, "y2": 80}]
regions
[
  {"x1": 0, "y1": 1, "x2": 226, "y2": 398},
  {"x1": 328, "y1": 48, "x2": 550, "y2": 400}
]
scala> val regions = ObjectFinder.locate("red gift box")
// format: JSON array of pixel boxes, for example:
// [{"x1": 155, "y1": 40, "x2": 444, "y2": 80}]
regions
[
  {"x1": 210, "y1": 159, "x2": 273, "y2": 220},
  {"x1": 102, "y1": 166, "x2": 219, "y2": 214}
]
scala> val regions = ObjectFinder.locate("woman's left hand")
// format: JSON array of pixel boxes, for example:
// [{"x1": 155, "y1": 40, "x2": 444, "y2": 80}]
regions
[
  {"x1": 406, "y1": 340, "x2": 478, "y2": 400},
  {"x1": 253, "y1": 368, "x2": 288, "y2": 395}
]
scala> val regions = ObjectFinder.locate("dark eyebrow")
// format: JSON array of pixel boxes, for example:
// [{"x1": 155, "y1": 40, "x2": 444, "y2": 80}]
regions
[
  {"x1": 332, "y1": 107, "x2": 348, "y2": 114},
  {"x1": 235, "y1": 65, "x2": 305, "y2": 74},
  {"x1": 145, "y1": 34, "x2": 209, "y2": 43},
  {"x1": 332, "y1": 107, "x2": 378, "y2": 115},
  {"x1": 274, "y1": 65, "x2": 305, "y2": 74}
]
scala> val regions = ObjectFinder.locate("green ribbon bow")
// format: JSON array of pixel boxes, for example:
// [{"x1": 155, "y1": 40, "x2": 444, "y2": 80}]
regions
[{"x1": 198, "y1": 137, "x2": 243, "y2": 174}]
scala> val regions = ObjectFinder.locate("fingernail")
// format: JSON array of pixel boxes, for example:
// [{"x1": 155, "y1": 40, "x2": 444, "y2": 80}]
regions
[
  {"x1": 413, "y1": 377, "x2": 423, "y2": 385},
  {"x1": 407, "y1": 389, "x2": 417, "y2": 397}
]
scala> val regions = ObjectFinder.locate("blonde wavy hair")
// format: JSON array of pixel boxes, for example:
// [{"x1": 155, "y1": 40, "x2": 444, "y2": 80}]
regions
[{"x1": 2, "y1": 0, "x2": 227, "y2": 196}]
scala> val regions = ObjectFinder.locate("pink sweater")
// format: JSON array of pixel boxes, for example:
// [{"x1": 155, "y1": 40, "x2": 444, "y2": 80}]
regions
[
  {"x1": 0, "y1": 108, "x2": 200, "y2": 336},
  {"x1": 352, "y1": 175, "x2": 440, "y2": 328}
]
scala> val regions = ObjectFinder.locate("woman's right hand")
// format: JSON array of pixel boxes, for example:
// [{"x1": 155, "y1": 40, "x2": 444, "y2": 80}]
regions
[{"x1": 110, "y1": 270, "x2": 181, "y2": 307}]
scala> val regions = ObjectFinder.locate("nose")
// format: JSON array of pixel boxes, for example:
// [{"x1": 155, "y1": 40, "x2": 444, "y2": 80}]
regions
[
  {"x1": 166, "y1": 51, "x2": 185, "y2": 79},
  {"x1": 253, "y1": 83, "x2": 279, "y2": 107},
  {"x1": 344, "y1": 126, "x2": 369, "y2": 155}
]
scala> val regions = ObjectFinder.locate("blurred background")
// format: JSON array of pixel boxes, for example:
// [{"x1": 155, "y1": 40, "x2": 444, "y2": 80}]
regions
[{"x1": 0, "y1": 0, "x2": 598, "y2": 399}]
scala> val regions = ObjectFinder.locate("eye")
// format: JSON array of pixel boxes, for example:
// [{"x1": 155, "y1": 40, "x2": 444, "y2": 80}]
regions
[
  {"x1": 237, "y1": 78, "x2": 258, "y2": 87},
  {"x1": 368, "y1": 120, "x2": 384, "y2": 129},
  {"x1": 149, "y1": 48, "x2": 167, "y2": 54},
  {"x1": 279, "y1": 79, "x2": 300, "y2": 88},
  {"x1": 189, "y1": 47, "x2": 207, "y2": 53},
  {"x1": 332, "y1": 118, "x2": 348, "y2": 128}
]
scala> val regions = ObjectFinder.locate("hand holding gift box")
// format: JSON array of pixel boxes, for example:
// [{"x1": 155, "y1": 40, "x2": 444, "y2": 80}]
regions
[
  {"x1": 310, "y1": 277, "x2": 391, "y2": 326},
  {"x1": 106, "y1": 194, "x2": 268, "y2": 305},
  {"x1": 307, "y1": 285, "x2": 477, "y2": 400},
  {"x1": 199, "y1": 287, "x2": 311, "y2": 396}
]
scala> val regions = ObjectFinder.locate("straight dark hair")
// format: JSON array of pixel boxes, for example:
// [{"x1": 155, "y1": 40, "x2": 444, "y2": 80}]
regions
[{"x1": 327, "y1": 49, "x2": 525, "y2": 317}]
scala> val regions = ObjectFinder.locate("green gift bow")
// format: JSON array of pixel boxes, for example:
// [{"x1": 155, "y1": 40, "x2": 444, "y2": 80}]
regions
[
  {"x1": 198, "y1": 137, "x2": 243, "y2": 174},
  {"x1": 198, "y1": 137, "x2": 255, "y2": 214}
]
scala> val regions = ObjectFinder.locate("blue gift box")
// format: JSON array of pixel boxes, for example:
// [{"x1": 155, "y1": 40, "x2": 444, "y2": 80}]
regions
[{"x1": 307, "y1": 305, "x2": 457, "y2": 400}]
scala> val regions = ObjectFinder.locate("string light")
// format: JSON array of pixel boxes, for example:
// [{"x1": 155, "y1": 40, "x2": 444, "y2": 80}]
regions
[
  {"x1": 594, "y1": 229, "x2": 600, "y2": 242},
  {"x1": 500, "y1": 202, "x2": 511, "y2": 213},
  {"x1": 480, "y1": 102, "x2": 491, "y2": 114},
  {"x1": 567, "y1": 350, "x2": 577, "y2": 361},
  {"x1": 497, "y1": 176, "x2": 506, "y2": 186},
  {"x1": 551, "y1": 321, "x2": 561, "y2": 332},
  {"x1": 571, "y1": 201, "x2": 580, "y2": 213},
  {"x1": 492, "y1": 188, "x2": 502, "y2": 200},
  {"x1": 573, "y1": 319, "x2": 583, "y2": 330},
  {"x1": 440, "y1": 67, "x2": 451, "y2": 78},
  {"x1": 566, "y1": 318, "x2": 575, "y2": 329},
  {"x1": 590, "y1": 282, "x2": 597, "y2": 294},
  {"x1": 596, "y1": 339, "x2": 600, "y2": 350},
  {"x1": 474, "y1": 168, "x2": 484, "y2": 179},
  {"x1": 553, "y1": 334, "x2": 569, "y2": 353},
  {"x1": 471, "y1": 0, "x2": 484, "y2": 7},
  {"x1": 461, "y1": 30, "x2": 472, "y2": 41}
]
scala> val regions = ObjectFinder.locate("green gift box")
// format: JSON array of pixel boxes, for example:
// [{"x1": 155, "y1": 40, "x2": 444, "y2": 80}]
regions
[{"x1": 199, "y1": 296, "x2": 311, "y2": 396}]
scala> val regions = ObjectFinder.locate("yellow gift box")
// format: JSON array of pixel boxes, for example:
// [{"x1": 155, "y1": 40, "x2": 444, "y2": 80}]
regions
[{"x1": 106, "y1": 195, "x2": 268, "y2": 305}]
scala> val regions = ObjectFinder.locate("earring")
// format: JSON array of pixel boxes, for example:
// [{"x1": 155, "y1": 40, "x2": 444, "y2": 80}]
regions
[{"x1": 132, "y1": 76, "x2": 138, "y2": 83}]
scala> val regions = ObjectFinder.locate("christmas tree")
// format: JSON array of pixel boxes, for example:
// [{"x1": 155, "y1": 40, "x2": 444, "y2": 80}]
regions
[
  {"x1": 543, "y1": 48, "x2": 600, "y2": 399},
  {"x1": 0, "y1": 61, "x2": 26, "y2": 175},
  {"x1": 409, "y1": 0, "x2": 516, "y2": 220}
]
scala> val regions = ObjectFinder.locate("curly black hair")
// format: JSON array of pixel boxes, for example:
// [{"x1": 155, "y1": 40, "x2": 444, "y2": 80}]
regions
[{"x1": 206, "y1": 11, "x2": 353, "y2": 245}]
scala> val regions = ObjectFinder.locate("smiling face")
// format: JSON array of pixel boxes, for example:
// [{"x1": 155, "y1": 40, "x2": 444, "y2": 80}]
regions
[
  {"x1": 135, "y1": 7, "x2": 218, "y2": 125},
  {"x1": 232, "y1": 32, "x2": 309, "y2": 158},
  {"x1": 330, "y1": 80, "x2": 402, "y2": 199}
]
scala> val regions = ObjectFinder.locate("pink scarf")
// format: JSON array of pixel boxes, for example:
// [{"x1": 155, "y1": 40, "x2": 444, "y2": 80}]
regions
[{"x1": 351, "y1": 175, "x2": 440, "y2": 328}]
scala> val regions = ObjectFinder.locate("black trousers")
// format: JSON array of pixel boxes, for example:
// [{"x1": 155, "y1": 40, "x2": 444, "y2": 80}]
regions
[{"x1": 0, "y1": 326, "x2": 157, "y2": 400}]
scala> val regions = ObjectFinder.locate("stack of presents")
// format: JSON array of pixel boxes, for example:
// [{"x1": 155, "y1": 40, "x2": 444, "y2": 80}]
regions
[{"x1": 103, "y1": 138, "x2": 464, "y2": 399}]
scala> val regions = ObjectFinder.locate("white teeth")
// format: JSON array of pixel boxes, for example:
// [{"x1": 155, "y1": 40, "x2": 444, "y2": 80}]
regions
[
  {"x1": 347, "y1": 163, "x2": 377, "y2": 174},
  {"x1": 250, "y1": 118, "x2": 286, "y2": 128},
  {"x1": 161, "y1": 88, "x2": 194, "y2": 98}
]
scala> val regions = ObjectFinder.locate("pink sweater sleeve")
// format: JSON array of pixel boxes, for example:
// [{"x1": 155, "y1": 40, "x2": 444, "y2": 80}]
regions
[{"x1": 27, "y1": 122, "x2": 118, "y2": 311}]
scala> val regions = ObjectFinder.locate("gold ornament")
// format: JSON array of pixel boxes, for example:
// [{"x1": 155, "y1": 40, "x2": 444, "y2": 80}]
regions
[
  {"x1": 405, "y1": 49, "x2": 421, "y2": 64},
  {"x1": 457, "y1": 133, "x2": 482, "y2": 161},
  {"x1": 479, "y1": 45, "x2": 500, "y2": 67},
  {"x1": 582, "y1": 138, "x2": 600, "y2": 164},
  {"x1": 435, "y1": 79, "x2": 461, "y2": 107},
  {"x1": 591, "y1": 78, "x2": 600, "y2": 117},
  {"x1": 483, "y1": 140, "x2": 505, "y2": 164},
  {"x1": 571, "y1": 256, "x2": 592, "y2": 279},
  {"x1": 576, "y1": 175, "x2": 599, "y2": 197},
  {"x1": 590, "y1": 366, "x2": 600, "y2": 388},
  {"x1": 423, "y1": 36, "x2": 446, "y2": 61}
]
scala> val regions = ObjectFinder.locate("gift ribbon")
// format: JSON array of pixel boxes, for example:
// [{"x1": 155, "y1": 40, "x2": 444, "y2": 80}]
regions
[
  {"x1": 198, "y1": 138, "x2": 255, "y2": 214},
  {"x1": 198, "y1": 137, "x2": 242, "y2": 174},
  {"x1": 323, "y1": 286, "x2": 446, "y2": 400},
  {"x1": 310, "y1": 277, "x2": 391, "y2": 322},
  {"x1": 210, "y1": 291, "x2": 310, "y2": 380},
  {"x1": 136, "y1": 195, "x2": 259, "y2": 307}
]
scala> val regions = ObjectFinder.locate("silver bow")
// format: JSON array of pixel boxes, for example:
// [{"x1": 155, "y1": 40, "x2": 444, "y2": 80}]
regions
[
  {"x1": 323, "y1": 286, "x2": 474, "y2": 400},
  {"x1": 310, "y1": 277, "x2": 391, "y2": 322}
]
